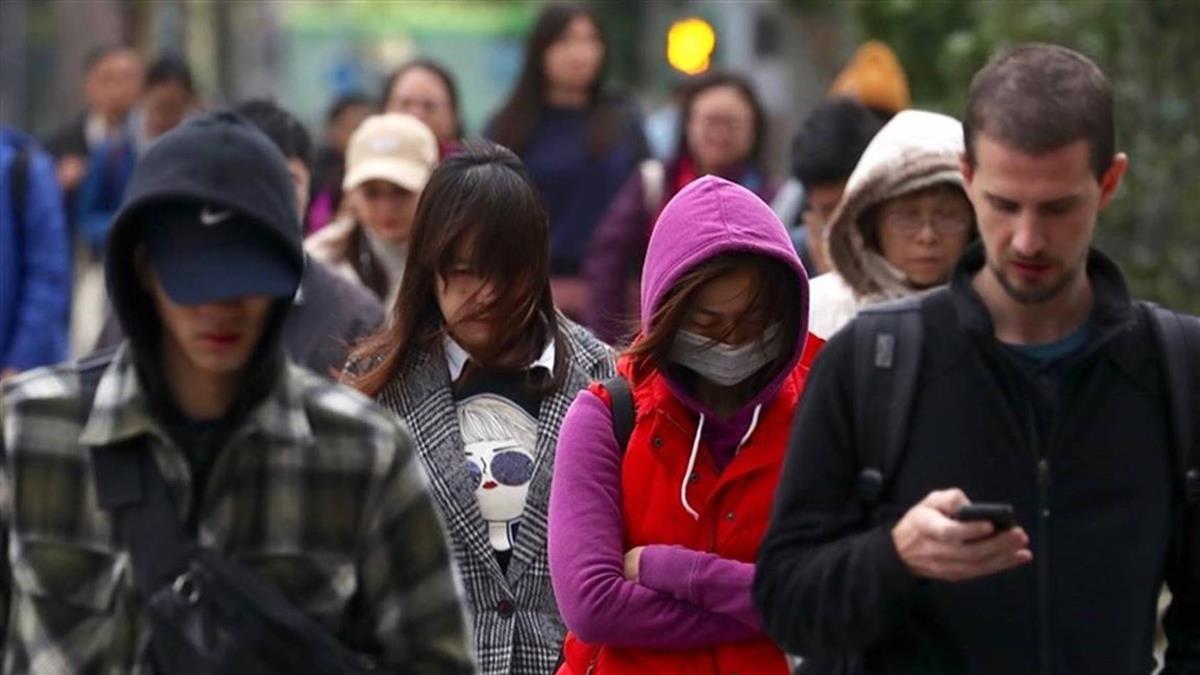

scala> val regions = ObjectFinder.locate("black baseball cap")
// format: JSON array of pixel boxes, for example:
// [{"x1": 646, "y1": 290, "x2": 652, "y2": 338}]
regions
[{"x1": 144, "y1": 202, "x2": 300, "y2": 305}]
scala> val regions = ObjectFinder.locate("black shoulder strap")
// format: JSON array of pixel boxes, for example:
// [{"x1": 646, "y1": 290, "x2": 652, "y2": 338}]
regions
[
  {"x1": 1145, "y1": 302, "x2": 1200, "y2": 504},
  {"x1": 603, "y1": 376, "x2": 636, "y2": 453},
  {"x1": 78, "y1": 349, "x2": 195, "y2": 594},
  {"x1": 853, "y1": 299, "x2": 926, "y2": 504}
]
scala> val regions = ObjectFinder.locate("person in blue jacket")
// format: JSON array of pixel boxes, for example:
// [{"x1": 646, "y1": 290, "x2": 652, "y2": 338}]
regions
[{"x1": 0, "y1": 127, "x2": 71, "y2": 380}]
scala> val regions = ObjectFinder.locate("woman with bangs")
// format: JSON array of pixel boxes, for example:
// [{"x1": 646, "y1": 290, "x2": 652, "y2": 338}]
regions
[
  {"x1": 548, "y1": 175, "x2": 816, "y2": 675},
  {"x1": 348, "y1": 140, "x2": 614, "y2": 675}
]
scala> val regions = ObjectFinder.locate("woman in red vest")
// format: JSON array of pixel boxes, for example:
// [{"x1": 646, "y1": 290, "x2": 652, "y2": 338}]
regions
[{"x1": 549, "y1": 174, "x2": 818, "y2": 675}]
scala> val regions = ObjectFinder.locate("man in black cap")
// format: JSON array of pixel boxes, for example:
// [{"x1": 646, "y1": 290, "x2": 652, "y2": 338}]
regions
[
  {"x1": 0, "y1": 111, "x2": 474, "y2": 673},
  {"x1": 93, "y1": 99, "x2": 385, "y2": 378}
]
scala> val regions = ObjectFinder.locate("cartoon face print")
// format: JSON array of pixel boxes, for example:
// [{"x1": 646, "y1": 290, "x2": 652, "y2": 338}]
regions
[{"x1": 465, "y1": 439, "x2": 535, "y2": 523}]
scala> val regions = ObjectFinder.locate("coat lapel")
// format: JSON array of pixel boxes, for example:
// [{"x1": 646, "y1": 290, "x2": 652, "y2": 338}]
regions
[
  {"x1": 506, "y1": 358, "x2": 591, "y2": 585},
  {"x1": 387, "y1": 348, "x2": 504, "y2": 580}
]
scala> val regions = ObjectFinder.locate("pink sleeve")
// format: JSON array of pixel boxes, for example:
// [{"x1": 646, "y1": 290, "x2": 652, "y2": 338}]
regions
[
  {"x1": 548, "y1": 390, "x2": 761, "y2": 649},
  {"x1": 638, "y1": 545, "x2": 763, "y2": 630}
]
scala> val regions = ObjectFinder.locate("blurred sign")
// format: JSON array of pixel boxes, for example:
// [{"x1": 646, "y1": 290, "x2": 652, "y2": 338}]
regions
[{"x1": 667, "y1": 17, "x2": 716, "y2": 75}]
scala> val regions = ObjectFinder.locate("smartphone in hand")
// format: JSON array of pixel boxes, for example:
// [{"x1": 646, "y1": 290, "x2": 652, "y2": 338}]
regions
[{"x1": 955, "y1": 503, "x2": 1015, "y2": 531}]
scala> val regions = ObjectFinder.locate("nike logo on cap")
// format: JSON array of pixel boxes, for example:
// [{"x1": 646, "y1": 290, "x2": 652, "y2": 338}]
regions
[{"x1": 200, "y1": 206, "x2": 233, "y2": 226}]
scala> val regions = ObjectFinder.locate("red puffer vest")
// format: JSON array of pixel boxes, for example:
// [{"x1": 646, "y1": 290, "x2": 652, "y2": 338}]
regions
[{"x1": 558, "y1": 337, "x2": 822, "y2": 675}]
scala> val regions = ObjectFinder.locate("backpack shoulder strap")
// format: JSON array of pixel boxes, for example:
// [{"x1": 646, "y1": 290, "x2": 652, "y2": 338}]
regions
[
  {"x1": 852, "y1": 294, "x2": 927, "y2": 504},
  {"x1": 1144, "y1": 302, "x2": 1200, "y2": 504},
  {"x1": 602, "y1": 375, "x2": 636, "y2": 454}
]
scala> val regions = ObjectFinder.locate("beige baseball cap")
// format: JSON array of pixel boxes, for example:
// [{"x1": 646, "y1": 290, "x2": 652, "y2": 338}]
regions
[{"x1": 343, "y1": 113, "x2": 438, "y2": 193}]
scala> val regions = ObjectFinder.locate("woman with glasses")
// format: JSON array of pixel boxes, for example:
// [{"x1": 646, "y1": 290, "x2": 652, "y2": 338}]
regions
[{"x1": 807, "y1": 110, "x2": 976, "y2": 339}]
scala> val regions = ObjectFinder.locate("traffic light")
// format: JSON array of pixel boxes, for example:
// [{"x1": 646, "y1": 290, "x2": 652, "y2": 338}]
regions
[{"x1": 666, "y1": 17, "x2": 716, "y2": 76}]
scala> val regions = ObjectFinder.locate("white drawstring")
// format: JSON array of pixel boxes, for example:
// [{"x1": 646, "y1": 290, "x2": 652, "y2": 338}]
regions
[
  {"x1": 680, "y1": 413, "x2": 706, "y2": 520},
  {"x1": 679, "y1": 404, "x2": 764, "y2": 520}
]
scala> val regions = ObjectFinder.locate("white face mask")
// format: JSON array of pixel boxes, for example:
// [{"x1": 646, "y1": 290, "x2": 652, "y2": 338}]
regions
[{"x1": 670, "y1": 323, "x2": 783, "y2": 387}]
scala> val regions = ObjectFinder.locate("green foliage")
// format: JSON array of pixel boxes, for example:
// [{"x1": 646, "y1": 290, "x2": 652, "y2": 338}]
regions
[{"x1": 851, "y1": 0, "x2": 1200, "y2": 311}]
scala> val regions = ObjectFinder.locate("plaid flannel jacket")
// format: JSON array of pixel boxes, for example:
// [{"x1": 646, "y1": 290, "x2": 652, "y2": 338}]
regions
[
  {"x1": 0, "y1": 346, "x2": 475, "y2": 674},
  {"x1": 376, "y1": 318, "x2": 614, "y2": 675}
]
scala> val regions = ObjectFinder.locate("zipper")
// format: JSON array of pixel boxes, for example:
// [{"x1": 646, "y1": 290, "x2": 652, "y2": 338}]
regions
[{"x1": 1036, "y1": 456, "x2": 1052, "y2": 675}]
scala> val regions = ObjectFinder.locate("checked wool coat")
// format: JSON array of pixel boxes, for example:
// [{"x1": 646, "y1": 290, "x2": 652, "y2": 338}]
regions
[{"x1": 376, "y1": 317, "x2": 614, "y2": 675}]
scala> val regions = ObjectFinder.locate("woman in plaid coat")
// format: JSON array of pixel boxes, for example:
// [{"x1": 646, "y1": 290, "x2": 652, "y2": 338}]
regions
[{"x1": 349, "y1": 141, "x2": 614, "y2": 674}]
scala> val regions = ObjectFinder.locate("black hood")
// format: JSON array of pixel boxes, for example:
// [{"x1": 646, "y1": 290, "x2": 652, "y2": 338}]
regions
[{"x1": 104, "y1": 110, "x2": 303, "y2": 426}]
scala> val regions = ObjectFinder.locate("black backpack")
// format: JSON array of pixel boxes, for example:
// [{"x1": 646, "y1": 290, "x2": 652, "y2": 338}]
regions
[{"x1": 848, "y1": 294, "x2": 1200, "y2": 558}]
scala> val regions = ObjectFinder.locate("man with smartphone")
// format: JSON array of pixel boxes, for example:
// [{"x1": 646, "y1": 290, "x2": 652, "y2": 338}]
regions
[{"x1": 754, "y1": 44, "x2": 1200, "y2": 674}]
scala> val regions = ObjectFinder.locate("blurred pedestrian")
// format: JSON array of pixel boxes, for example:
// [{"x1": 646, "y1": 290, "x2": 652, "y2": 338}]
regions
[
  {"x1": 550, "y1": 176, "x2": 814, "y2": 675},
  {"x1": 383, "y1": 58, "x2": 464, "y2": 157},
  {"x1": 307, "y1": 92, "x2": 372, "y2": 234},
  {"x1": 755, "y1": 44, "x2": 1200, "y2": 675},
  {"x1": 585, "y1": 71, "x2": 775, "y2": 345},
  {"x1": 487, "y1": 2, "x2": 647, "y2": 320},
  {"x1": 772, "y1": 98, "x2": 884, "y2": 274},
  {"x1": 0, "y1": 127, "x2": 70, "y2": 381},
  {"x1": 347, "y1": 141, "x2": 614, "y2": 675},
  {"x1": 44, "y1": 45, "x2": 144, "y2": 202},
  {"x1": 135, "y1": 52, "x2": 200, "y2": 146},
  {"x1": 305, "y1": 113, "x2": 438, "y2": 309},
  {"x1": 808, "y1": 110, "x2": 975, "y2": 340},
  {"x1": 0, "y1": 111, "x2": 474, "y2": 673}
]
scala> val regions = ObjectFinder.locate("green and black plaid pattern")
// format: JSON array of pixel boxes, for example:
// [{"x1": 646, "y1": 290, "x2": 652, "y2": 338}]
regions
[{"x1": 0, "y1": 347, "x2": 475, "y2": 674}]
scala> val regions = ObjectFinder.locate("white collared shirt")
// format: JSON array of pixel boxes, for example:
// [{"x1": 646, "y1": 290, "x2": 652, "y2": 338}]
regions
[{"x1": 443, "y1": 335, "x2": 556, "y2": 382}]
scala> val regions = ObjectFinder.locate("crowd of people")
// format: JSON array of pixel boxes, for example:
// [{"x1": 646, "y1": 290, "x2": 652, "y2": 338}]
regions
[{"x1": 1, "y1": 3, "x2": 1198, "y2": 674}]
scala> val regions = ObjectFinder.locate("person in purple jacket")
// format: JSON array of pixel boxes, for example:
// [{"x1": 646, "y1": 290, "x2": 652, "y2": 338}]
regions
[
  {"x1": 548, "y1": 175, "x2": 814, "y2": 675},
  {"x1": 583, "y1": 71, "x2": 777, "y2": 345},
  {"x1": 486, "y1": 2, "x2": 647, "y2": 321}
]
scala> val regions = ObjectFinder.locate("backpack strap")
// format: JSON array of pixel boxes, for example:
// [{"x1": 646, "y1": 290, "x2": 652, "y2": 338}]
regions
[
  {"x1": 602, "y1": 376, "x2": 636, "y2": 453},
  {"x1": 1144, "y1": 302, "x2": 1200, "y2": 504},
  {"x1": 852, "y1": 296, "x2": 926, "y2": 505}
]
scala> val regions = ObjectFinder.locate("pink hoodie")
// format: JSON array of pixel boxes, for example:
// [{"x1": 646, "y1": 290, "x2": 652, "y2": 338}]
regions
[{"x1": 549, "y1": 176, "x2": 809, "y2": 648}]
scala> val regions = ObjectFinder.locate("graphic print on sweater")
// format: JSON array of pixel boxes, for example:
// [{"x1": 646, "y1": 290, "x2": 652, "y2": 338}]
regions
[{"x1": 458, "y1": 393, "x2": 538, "y2": 559}]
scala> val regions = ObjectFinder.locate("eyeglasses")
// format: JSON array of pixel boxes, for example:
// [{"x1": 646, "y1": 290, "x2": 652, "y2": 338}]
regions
[{"x1": 881, "y1": 211, "x2": 973, "y2": 238}]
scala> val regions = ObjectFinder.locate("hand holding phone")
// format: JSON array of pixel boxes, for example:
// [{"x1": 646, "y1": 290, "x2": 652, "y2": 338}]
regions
[{"x1": 954, "y1": 502, "x2": 1015, "y2": 531}]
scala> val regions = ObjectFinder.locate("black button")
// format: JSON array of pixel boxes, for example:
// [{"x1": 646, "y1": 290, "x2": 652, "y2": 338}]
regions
[
  {"x1": 652, "y1": 437, "x2": 664, "y2": 448},
  {"x1": 497, "y1": 599, "x2": 515, "y2": 617}
]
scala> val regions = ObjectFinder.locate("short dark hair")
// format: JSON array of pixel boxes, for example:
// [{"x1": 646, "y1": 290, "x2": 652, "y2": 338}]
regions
[
  {"x1": 381, "y1": 59, "x2": 464, "y2": 138},
  {"x1": 234, "y1": 99, "x2": 313, "y2": 171},
  {"x1": 791, "y1": 97, "x2": 885, "y2": 188},
  {"x1": 964, "y1": 43, "x2": 1114, "y2": 178},
  {"x1": 83, "y1": 44, "x2": 139, "y2": 74},
  {"x1": 325, "y1": 92, "x2": 372, "y2": 126},
  {"x1": 146, "y1": 52, "x2": 194, "y2": 94}
]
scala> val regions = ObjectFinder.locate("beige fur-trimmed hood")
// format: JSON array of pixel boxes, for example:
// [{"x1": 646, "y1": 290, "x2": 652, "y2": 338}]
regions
[{"x1": 824, "y1": 110, "x2": 965, "y2": 300}]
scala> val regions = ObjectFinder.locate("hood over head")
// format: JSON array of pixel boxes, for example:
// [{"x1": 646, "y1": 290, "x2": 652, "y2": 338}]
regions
[
  {"x1": 825, "y1": 109, "x2": 965, "y2": 301},
  {"x1": 103, "y1": 110, "x2": 304, "y2": 426},
  {"x1": 639, "y1": 175, "x2": 809, "y2": 415}
]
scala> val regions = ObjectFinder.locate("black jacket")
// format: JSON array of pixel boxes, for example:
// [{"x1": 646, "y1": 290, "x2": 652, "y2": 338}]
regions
[
  {"x1": 755, "y1": 244, "x2": 1200, "y2": 675},
  {"x1": 284, "y1": 256, "x2": 383, "y2": 376}
]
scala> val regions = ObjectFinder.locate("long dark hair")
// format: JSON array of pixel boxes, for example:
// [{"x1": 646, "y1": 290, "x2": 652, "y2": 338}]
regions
[
  {"x1": 380, "y1": 58, "x2": 464, "y2": 139},
  {"x1": 673, "y1": 71, "x2": 770, "y2": 178},
  {"x1": 488, "y1": 3, "x2": 622, "y2": 156},
  {"x1": 348, "y1": 141, "x2": 567, "y2": 396}
]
